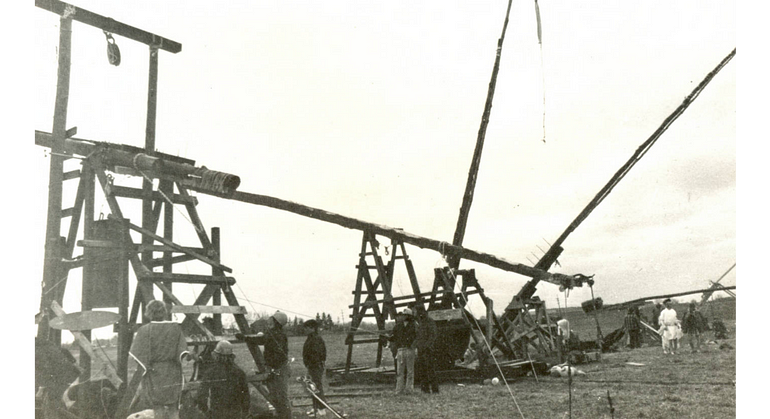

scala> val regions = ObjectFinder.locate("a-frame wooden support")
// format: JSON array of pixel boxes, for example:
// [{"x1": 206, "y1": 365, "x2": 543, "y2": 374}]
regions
[
  {"x1": 344, "y1": 232, "x2": 422, "y2": 372},
  {"x1": 500, "y1": 297, "x2": 557, "y2": 359},
  {"x1": 429, "y1": 267, "x2": 515, "y2": 358},
  {"x1": 61, "y1": 156, "x2": 269, "y2": 419}
]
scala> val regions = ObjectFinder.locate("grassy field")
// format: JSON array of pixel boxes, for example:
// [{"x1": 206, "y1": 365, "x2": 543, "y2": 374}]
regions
[
  {"x1": 78, "y1": 298, "x2": 736, "y2": 418},
  {"x1": 235, "y1": 327, "x2": 736, "y2": 418},
  {"x1": 234, "y1": 298, "x2": 736, "y2": 418}
]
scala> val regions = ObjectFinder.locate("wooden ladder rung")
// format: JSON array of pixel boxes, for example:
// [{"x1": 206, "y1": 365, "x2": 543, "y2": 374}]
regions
[
  {"x1": 347, "y1": 338, "x2": 382, "y2": 345},
  {"x1": 139, "y1": 272, "x2": 236, "y2": 285},
  {"x1": 63, "y1": 170, "x2": 81, "y2": 181},
  {"x1": 171, "y1": 305, "x2": 247, "y2": 315}
]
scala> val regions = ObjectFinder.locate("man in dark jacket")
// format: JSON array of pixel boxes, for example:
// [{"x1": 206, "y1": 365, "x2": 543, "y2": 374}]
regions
[
  {"x1": 389, "y1": 308, "x2": 417, "y2": 394},
  {"x1": 264, "y1": 311, "x2": 291, "y2": 419},
  {"x1": 624, "y1": 307, "x2": 641, "y2": 349},
  {"x1": 414, "y1": 305, "x2": 439, "y2": 394},
  {"x1": 682, "y1": 303, "x2": 706, "y2": 353},
  {"x1": 651, "y1": 302, "x2": 663, "y2": 330},
  {"x1": 302, "y1": 319, "x2": 327, "y2": 416},
  {"x1": 196, "y1": 341, "x2": 249, "y2": 419}
]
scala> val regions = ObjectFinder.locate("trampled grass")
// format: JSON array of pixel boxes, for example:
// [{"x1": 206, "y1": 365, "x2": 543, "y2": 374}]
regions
[
  {"x1": 78, "y1": 298, "x2": 736, "y2": 418},
  {"x1": 233, "y1": 322, "x2": 735, "y2": 418}
]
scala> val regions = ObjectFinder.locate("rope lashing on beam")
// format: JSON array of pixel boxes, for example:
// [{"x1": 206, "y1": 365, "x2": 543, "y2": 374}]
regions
[
  {"x1": 181, "y1": 166, "x2": 241, "y2": 195},
  {"x1": 62, "y1": 3, "x2": 76, "y2": 19},
  {"x1": 438, "y1": 241, "x2": 450, "y2": 258}
]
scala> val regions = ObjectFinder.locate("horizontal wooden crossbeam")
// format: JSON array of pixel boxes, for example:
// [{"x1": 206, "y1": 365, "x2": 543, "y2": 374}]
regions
[
  {"x1": 35, "y1": 0, "x2": 182, "y2": 53},
  {"x1": 348, "y1": 289, "x2": 480, "y2": 308},
  {"x1": 110, "y1": 185, "x2": 197, "y2": 205},
  {"x1": 171, "y1": 305, "x2": 246, "y2": 315},
  {"x1": 347, "y1": 338, "x2": 382, "y2": 345},
  {"x1": 62, "y1": 169, "x2": 81, "y2": 181},
  {"x1": 139, "y1": 272, "x2": 235, "y2": 285},
  {"x1": 145, "y1": 254, "x2": 198, "y2": 268},
  {"x1": 78, "y1": 240, "x2": 206, "y2": 255},
  {"x1": 112, "y1": 216, "x2": 232, "y2": 273}
]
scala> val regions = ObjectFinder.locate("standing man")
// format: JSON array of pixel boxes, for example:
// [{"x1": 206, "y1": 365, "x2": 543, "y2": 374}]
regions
[
  {"x1": 624, "y1": 307, "x2": 641, "y2": 349},
  {"x1": 651, "y1": 302, "x2": 663, "y2": 330},
  {"x1": 302, "y1": 319, "x2": 327, "y2": 417},
  {"x1": 682, "y1": 302, "x2": 706, "y2": 353},
  {"x1": 658, "y1": 299, "x2": 680, "y2": 355},
  {"x1": 389, "y1": 308, "x2": 417, "y2": 394},
  {"x1": 414, "y1": 305, "x2": 439, "y2": 394},
  {"x1": 195, "y1": 341, "x2": 249, "y2": 419},
  {"x1": 130, "y1": 300, "x2": 187, "y2": 419},
  {"x1": 264, "y1": 311, "x2": 291, "y2": 419}
]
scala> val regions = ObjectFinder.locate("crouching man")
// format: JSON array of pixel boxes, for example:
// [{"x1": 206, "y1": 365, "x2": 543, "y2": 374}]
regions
[{"x1": 196, "y1": 341, "x2": 249, "y2": 419}]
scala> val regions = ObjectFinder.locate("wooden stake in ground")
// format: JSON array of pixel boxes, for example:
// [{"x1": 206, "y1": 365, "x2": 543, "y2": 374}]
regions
[{"x1": 567, "y1": 353, "x2": 572, "y2": 419}]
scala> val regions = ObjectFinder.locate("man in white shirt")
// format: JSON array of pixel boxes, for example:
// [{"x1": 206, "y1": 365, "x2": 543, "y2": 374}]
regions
[{"x1": 658, "y1": 298, "x2": 680, "y2": 355}]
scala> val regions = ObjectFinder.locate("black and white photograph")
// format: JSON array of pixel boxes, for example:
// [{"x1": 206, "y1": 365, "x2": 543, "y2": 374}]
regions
[{"x1": 23, "y1": 0, "x2": 751, "y2": 418}]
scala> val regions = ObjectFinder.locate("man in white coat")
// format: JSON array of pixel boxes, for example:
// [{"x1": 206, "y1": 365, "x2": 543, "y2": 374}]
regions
[{"x1": 658, "y1": 298, "x2": 680, "y2": 355}]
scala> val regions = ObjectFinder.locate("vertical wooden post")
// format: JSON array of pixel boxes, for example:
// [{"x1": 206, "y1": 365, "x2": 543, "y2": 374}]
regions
[
  {"x1": 116, "y1": 221, "x2": 131, "y2": 382},
  {"x1": 145, "y1": 45, "x2": 159, "y2": 152},
  {"x1": 38, "y1": 15, "x2": 72, "y2": 345},
  {"x1": 80, "y1": 164, "x2": 94, "y2": 384},
  {"x1": 161, "y1": 179, "x2": 174, "y2": 308},
  {"x1": 78, "y1": 166, "x2": 95, "y2": 415},
  {"x1": 139, "y1": 44, "x2": 160, "y2": 308},
  {"x1": 399, "y1": 242, "x2": 423, "y2": 308},
  {"x1": 211, "y1": 227, "x2": 223, "y2": 335},
  {"x1": 486, "y1": 298, "x2": 494, "y2": 347}
]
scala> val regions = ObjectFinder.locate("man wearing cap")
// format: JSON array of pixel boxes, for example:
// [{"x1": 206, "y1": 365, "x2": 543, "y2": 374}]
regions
[
  {"x1": 302, "y1": 319, "x2": 327, "y2": 416},
  {"x1": 196, "y1": 341, "x2": 249, "y2": 419},
  {"x1": 265, "y1": 310, "x2": 291, "y2": 418},
  {"x1": 389, "y1": 308, "x2": 418, "y2": 394},
  {"x1": 658, "y1": 299, "x2": 680, "y2": 355},
  {"x1": 130, "y1": 300, "x2": 187, "y2": 419}
]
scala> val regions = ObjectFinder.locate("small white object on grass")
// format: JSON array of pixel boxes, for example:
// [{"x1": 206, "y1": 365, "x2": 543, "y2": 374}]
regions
[
  {"x1": 491, "y1": 377, "x2": 500, "y2": 385},
  {"x1": 126, "y1": 409, "x2": 155, "y2": 419}
]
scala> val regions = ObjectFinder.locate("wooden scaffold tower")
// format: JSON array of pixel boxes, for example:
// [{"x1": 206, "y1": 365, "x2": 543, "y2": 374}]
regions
[{"x1": 35, "y1": 2, "x2": 271, "y2": 417}]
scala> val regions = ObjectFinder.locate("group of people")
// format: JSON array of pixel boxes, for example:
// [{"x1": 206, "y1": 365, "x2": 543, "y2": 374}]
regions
[
  {"x1": 624, "y1": 299, "x2": 708, "y2": 355},
  {"x1": 657, "y1": 299, "x2": 708, "y2": 355},
  {"x1": 386, "y1": 305, "x2": 440, "y2": 395},
  {"x1": 128, "y1": 301, "x2": 329, "y2": 419}
]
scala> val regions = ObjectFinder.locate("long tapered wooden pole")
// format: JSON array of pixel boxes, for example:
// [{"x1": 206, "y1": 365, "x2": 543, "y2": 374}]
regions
[{"x1": 449, "y1": 0, "x2": 514, "y2": 270}]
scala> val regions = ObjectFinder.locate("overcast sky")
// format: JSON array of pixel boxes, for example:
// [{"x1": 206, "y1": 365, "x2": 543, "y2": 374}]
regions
[{"x1": 27, "y1": 1, "x2": 738, "y2": 330}]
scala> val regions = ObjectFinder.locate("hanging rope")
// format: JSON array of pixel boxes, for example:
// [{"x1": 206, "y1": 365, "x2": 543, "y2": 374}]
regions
[{"x1": 534, "y1": 0, "x2": 547, "y2": 143}]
